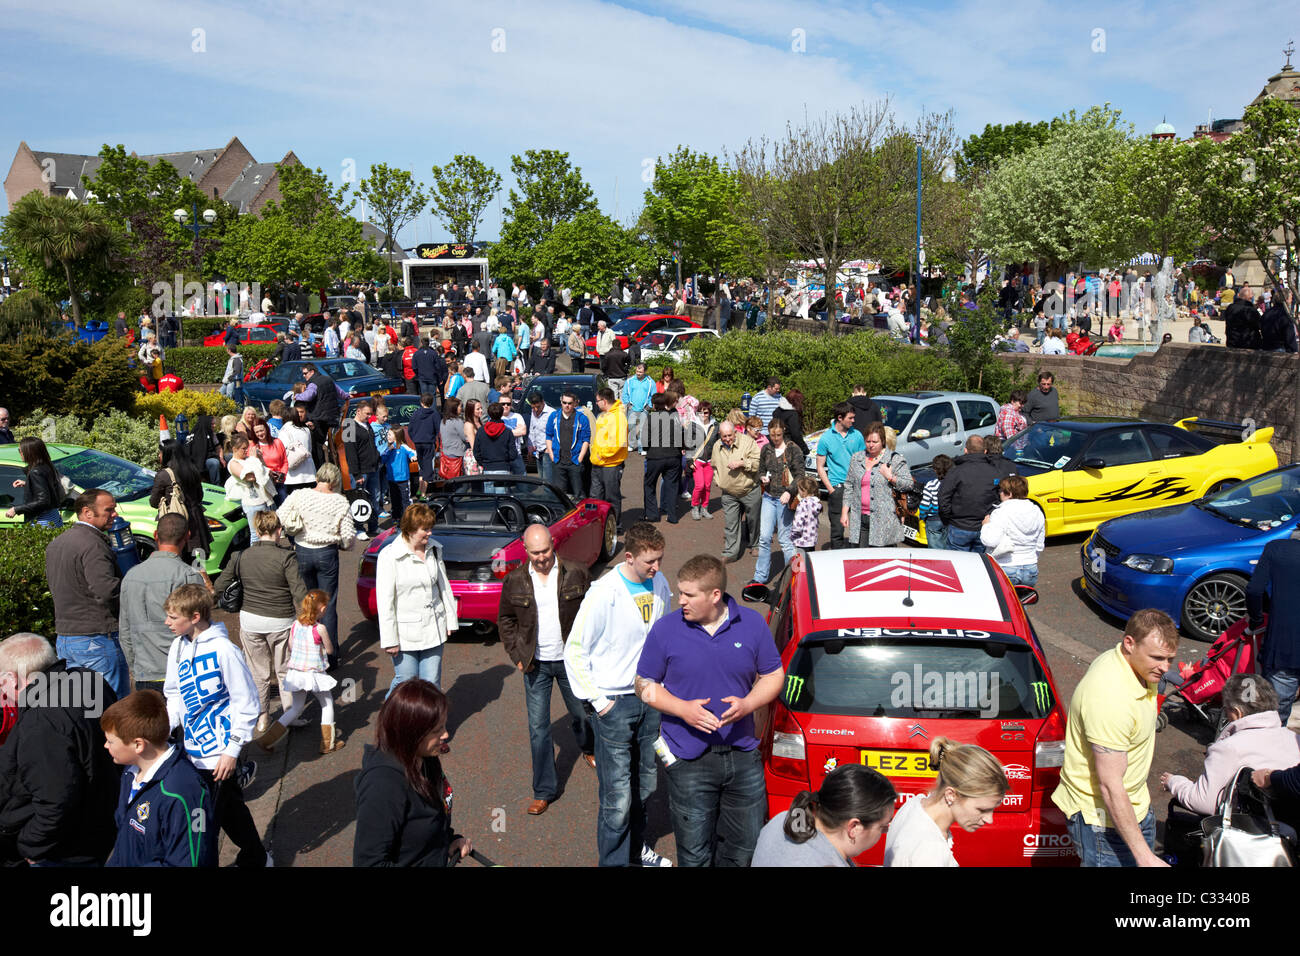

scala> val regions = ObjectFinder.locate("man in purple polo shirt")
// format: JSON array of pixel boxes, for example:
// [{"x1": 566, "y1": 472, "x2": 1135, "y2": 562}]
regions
[{"x1": 635, "y1": 554, "x2": 784, "y2": 866}]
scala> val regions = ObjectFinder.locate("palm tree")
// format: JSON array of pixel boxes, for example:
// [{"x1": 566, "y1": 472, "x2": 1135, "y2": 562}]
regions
[{"x1": 3, "y1": 193, "x2": 118, "y2": 325}]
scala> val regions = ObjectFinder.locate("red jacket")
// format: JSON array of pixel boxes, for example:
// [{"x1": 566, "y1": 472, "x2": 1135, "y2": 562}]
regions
[{"x1": 402, "y1": 346, "x2": 417, "y2": 380}]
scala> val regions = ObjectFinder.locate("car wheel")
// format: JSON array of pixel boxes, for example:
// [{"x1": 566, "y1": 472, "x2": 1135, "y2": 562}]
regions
[
  {"x1": 1181, "y1": 573, "x2": 1248, "y2": 643},
  {"x1": 135, "y1": 534, "x2": 157, "y2": 563},
  {"x1": 598, "y1": 511, "x2": 617, "y2": 562},
  {"x1": 1205, "y1": 479, "x2": 1238, "y2": 496}
]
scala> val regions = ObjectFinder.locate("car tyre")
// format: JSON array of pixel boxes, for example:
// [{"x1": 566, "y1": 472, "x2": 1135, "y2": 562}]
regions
[
  {"x1": 598, "y1": 511, "x2": 617, "y2": 562},
  {"x1": 1181, "y1": 572, "x2": 1249, "y2": 643},
  {"x1": 134, "y1": 534, "x2": 157, "y2": 563}
]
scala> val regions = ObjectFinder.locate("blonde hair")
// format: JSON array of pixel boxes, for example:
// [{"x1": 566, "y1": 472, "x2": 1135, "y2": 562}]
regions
[
  {"x1": 726, "y1": 408, "x2": 747, "y2": 428},
  {"x1": 884, "y1": 426, "x2": 898, "y2": 451},
  {"x1": 928, "y1": 737, "x2": 1008, "y2": 800}
]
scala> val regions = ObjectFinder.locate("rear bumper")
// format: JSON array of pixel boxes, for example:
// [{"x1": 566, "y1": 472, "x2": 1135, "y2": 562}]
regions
[{"x1": 358, "y1": 578, "x2": 502, "y2": 623}]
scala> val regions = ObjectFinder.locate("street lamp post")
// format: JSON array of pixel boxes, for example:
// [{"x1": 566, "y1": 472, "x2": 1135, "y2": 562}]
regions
[{"x1": 173, "y1": 203, "x2": 217, "y2": 314}]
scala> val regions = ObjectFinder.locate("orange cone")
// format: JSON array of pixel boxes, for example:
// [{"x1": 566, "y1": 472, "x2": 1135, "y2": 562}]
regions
[{"x1": 159, "y1": 414, "x2": 170, "y2": 443}]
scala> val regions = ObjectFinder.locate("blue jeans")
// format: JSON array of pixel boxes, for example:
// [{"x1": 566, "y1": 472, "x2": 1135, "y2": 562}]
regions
[
  {"x1": 665, "y1": 745, "x2": 766, "y2": 867},
  {"x1": 355, "y1": 471, "x2": 382, "y2": 534},
  {"x1": 205, "y1": 457, "x2": 221, "y2": 484},
  {"x1": 1067, "y1": 809, "x2": 1156, "y2": 867},
  {"x1": 924, "y1": 518, "x2": 947, "y2": 550},
  {"x1": 592, "y1": 694, "x2": 660, "y2": 866},
  {"x1": 389, "y1": 645, "x2": 445, "y2": 697},
  {"x1": 755, "y1": 493, "x2": 795, "y2": 583},
  {"x1": 552, "y1": 461, "x2": 584, "y2": 500},
  {"x1": 56, "y1": 632, "x2": 129, "y2": 702},
  {"x1": 33, "y1": 509, "x2": 63, "y2": 528},
  {"x1": 538, "y1": 454, "x2": 554, "y2": 484},
  {"x1": 523, "y1": 659, "x2": 594, "y2": 801},
  {"x1": 1003, "y1": 564, "x2": 1039, "y2": 586},
  {"x1": 643, "y1": 458, "x2": 680, "y2": 522},
  {"x1": 243, "y1": 502, "x2": 269, "y2": 542},
  {"x1": 946, "y1": 526, "x2": 985, "y2": 554},
  {"x1": 295, "y1": 544, "x2": 339, "y2": 654},
  {"x1": 417, "y1": 379, "x2": 439, "y2": 400},
  {"x1": 626, "y1": 409, "x2": 648, "y2": 452},
  {"x1": 508, "y1": 456, "x2": 526, "y2": 476},
  {"x1": 1265, "y1": 667, "x2": 1299, "y2": 724}
]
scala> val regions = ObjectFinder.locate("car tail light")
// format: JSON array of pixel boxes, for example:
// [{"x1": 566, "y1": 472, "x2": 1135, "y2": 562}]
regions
[
  {"x1": 1033, "y1": 707, "x2": 1066, "y2": 790},
  {"x1": 769, "y1": 701, "x2": 808, "y2": 783},
  {"x1": 492, "y1": 558, "x2": 522, "y2": 580}
]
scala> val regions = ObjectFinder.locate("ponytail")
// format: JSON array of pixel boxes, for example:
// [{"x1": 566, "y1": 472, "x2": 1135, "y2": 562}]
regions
[
  {"x1": 783, "y1": 765, "x2": 896, "y2": 844},
  {"x1": 929, "y1": 736, "x2": 1008, "y2": 800},
  {"x1": 784, "y1": 791, "x2": 819, "y2": 844}
]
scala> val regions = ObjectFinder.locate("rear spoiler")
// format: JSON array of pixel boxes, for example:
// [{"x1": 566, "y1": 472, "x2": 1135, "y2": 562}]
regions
[{"x1": 1175, "y1": 417, "x2": 1274, "y2": 446}]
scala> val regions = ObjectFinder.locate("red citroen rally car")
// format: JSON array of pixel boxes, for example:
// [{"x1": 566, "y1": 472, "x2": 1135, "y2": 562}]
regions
[{"x1": 749, "y1": 547, "x2": 1076, "y2": 866}]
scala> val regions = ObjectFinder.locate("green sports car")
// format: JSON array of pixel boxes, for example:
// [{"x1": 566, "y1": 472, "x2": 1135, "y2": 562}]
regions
[{"x1": 0, "y1": 443, "x2": 248, "y2": 573}]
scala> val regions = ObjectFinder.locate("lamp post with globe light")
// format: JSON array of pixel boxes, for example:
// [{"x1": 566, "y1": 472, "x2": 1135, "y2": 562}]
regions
[{"x1": 174, "y1": 204, "x2": 217, "y2": 314}]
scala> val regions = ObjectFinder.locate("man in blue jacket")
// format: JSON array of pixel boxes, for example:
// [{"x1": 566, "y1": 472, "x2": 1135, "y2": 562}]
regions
[
  {"x1": 412, "y1": 335, "x2": 447, "y2": 399},
  {"x1": 102, "y1": 690, "x2": 216, "y2": 867},
  {"x1": 545, "y1": 390, "x2": 591, "y2": 500},
  {"x1": 1246, "y1": 535, "x2": 1300, "y2": 724}
]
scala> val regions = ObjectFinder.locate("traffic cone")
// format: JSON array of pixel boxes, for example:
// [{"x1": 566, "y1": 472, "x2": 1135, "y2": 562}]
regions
[{"x1": 159, "y1": 414, "x2": 170, "y2": 443}]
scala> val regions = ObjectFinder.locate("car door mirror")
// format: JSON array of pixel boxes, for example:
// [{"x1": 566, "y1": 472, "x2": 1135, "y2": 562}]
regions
[
  {"x1": 742, "y1": 582, "x2": 771, "y2": 604},
  {"x1": 1082, "y1": 457, "x2": 1105, "y2": 470},
  {"x1": 1014, "y1": 584, "x2": 1039, "y2": 606},
  {"x1": 910, "y1": 429, "x2": 931, "y2": 441}
]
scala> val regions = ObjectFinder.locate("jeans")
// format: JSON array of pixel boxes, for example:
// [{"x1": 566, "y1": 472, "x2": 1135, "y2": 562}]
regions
[
  {"x1": 508, "y1": 456, "x2": 526, "y2": 476},
  {"x1": 1265, "y1": 667, "x2": 1300, "y2": 725},
  {"x1": 755, "y1": 493, "x2": 796, "y2": 583},
  {"x1": 197, "y1": 767, "x2": 266, "y2": 867},
  {"x1": 643, "y1": 458, "x2": 680, "y2": 522},
  {"x1": 417, "y1": 378, "x2": 439, "y2": 400},
  {"x1": 355, "y1": 471, "x2": 382, "y2": 534},
  {"x1": 56, "y1": 632, "x2": 129, "y2": 701},
  {"x1": 826, "y1": 485, "x2": 847, "y2": 549},
  {"x1": 665, "y1": 745, "x2": 766, "y2": 867},
  {"x1": 592, "y1": 694, "x2": 661, "y2": 866},
  {"x1": 1066, "y1": 809, "x2": 1155, "y2": 867},
  {"x1": 243, "y1": 502, "x2": 270, "y2": 542},
  {"x1": 924, "y1": 518, "x2": 947, "y2": 550},
  {"x1": 523, "y1": 659, "x2": 594, "y2": 801},
  {"x1": 388, "y1": 645, "x2": 445, "y2": 697},
  {"x1": 721, "y1": 485, "x2": 762, "y2": 559},
  {"x1": 1003, "y1": 564, "x2": 1039, "y2": 586},
  {"x1": 552, "y1": 461, "x2": 584, "y2": 500},
  {"x1": 205, "y1": 457, "x2": 222, "y2": 484},
  {"x1": 946, "y1": 526, "x2": 986, "y2": 554},
  {"x1": 590, "y1": 464, "x2": 623, "y2": 527},
  {"x1": 692, "y1": 460, "x2": 714, "y2": 508},
  {"x1": 538, "y1": 454, "x2": 554, "y2": 484},
  {"x1": 387, "y1": 478, "x2": 411, "y2": 521},
  {"x1": 33, "y1": 509, "x2": 63, "y2": 528},
  {"x1": 626, "y1": 409, "x2": 648, "y2": 452},
  {"x1": 295, "y1": 545, "x2": 339, "y2": 655}
]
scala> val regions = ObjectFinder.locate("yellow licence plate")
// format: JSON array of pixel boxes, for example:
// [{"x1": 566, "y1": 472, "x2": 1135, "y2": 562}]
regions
[
  {"x1": 860, "y1": 749, "x2": 937, "y2": 778},
  {"x1": 370, "y1": 389, "x2": 389, "y2": 396}
]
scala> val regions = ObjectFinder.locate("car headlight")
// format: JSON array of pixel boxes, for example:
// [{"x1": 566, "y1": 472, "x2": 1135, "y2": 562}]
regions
[
  {"x1": 207, "y1": 517, "x2": 224, "y2": 531},
  {"x1": 1122, "y1": 554, "x2": 1174, "y2": 574}
]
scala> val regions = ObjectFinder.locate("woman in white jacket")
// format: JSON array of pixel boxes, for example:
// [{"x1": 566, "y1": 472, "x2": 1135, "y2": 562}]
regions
[
  {"x1": 226, "y1": 435, "x2": 277, "y2": 542},
  {"x1": 376, "y1": 502, "x2": 458, "y2": 696},
  {"x1": 978, "y1": 474, "x2": 1044, "y2": 586}
]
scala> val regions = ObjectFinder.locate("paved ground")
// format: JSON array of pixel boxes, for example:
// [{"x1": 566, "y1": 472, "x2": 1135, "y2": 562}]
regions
[{"x1": 219, "y1": 456, "x2": 1237, "y2": 867}]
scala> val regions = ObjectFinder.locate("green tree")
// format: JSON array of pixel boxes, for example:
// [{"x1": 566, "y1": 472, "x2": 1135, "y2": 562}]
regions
[
  {"x1": 941, "y1": 288, "x2": 1006, "y2": 392},
  {"x1": 1203, "y1": 98, "x2": 1300, "y2": 293},
  {"x1": 428, "y1": 154, "x2": 501, "y2": 245},
  {"x1": 491, "y1": 150, "x2": 597, "y2": 287},
  {"x1": 532, "y1": 211, "x2": 651, "y2": 298},
  {"x1": 639, "y1": 147, "x2": 751, "y2": 277},
  {"x1": 974, "y1": 105, "x2": 1132, "y2": 276},
  {"x1": 955, "y1": 120, "x2": 1058, "y2": 183},
  {"x1": 1, "y1": 193, "x2": 122, "y2": 324},
  {"x1": 357, "y1": 164, "x2": 427, "y2": 287}
]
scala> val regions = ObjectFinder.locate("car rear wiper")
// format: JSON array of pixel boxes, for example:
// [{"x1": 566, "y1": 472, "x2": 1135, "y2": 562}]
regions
[{"x1": 1013, "y1": 458, "x2": 1053, "y2": 469}]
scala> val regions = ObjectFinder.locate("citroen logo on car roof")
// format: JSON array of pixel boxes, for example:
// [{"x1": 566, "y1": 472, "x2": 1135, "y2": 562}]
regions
[{"x1": 909, "y1": 724, "x2": 928, "y2": 739}]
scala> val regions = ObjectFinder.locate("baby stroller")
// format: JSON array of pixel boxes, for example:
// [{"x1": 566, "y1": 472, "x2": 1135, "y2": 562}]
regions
[{"x1": 1157, "y1": 615, "x2": 1263, "y2": 732}]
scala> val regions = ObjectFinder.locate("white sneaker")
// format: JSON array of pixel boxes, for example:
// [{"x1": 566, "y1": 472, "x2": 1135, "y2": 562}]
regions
[
  {"x1": 355, "y1": 530, "x2": 369, "y2": 540},
  {"x1": 640, "y1": 844, "x2": 673, "y2": 867}
]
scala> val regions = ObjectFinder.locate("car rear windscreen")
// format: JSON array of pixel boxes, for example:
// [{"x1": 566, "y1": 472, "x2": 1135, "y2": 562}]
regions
[{"x1": 782, "y1": 634, "x2": 1054, "y2": 720}]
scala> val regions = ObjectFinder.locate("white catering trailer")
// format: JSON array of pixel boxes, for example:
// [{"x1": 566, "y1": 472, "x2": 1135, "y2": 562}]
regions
[{"x1": 401, "y1": 242, "x2": 490, "y2": 300}]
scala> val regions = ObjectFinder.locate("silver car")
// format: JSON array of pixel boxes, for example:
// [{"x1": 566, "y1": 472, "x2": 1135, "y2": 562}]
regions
[{"x1": 803, "y1": 391, "x2": 1001, "y2": 473}]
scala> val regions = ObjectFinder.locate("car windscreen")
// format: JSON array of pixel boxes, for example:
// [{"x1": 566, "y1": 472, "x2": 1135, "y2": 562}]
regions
[
  {"x1": 643, "y1": 331, "x2": 673, "y2": 348},
  {"x1": 527, "y1": 380, "x2": 596, "y2": 410},
  {"x1": 1003, "y1": 423, "x2": 1088, "y2": 470},
  {"x1": 320, "y1": 360, "x2": 381, "y2": 380},
  {"x1": 443, "y1": 479, "x2": 569, "y2": 507},
  {"x1": 1198, "y1": 467, "x2": 1300, "y2": 526},
  {"x1": 782, "y1": 633, "x2": 1054, "y2": 720},
  {"x1": 610, "y1": 318, "x2": 644, "y2": 335},
  {"x1": 874, "y1": 399, "x2": 918, "y2": 432},
  {"x1": 56, "y1": 450, "x2": 156, "y2": 503}
]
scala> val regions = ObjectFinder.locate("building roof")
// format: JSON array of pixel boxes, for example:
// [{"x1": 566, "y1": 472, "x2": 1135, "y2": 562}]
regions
[
  {"x1": 138, "y1": 148, "x2": 225, "y2": 182},
  {"x1": 1152, "y1": 120, "x2": 1176, "y2": 136},
  {"x1": 222, "y1": 161, "x2": 278, "y2": 213},
  {"x1": 1250, "y1": 60, "x2": 1300, "y2": 106},
  {"x1": 28, "y1": 150, "x2": 103, "y2": 194},
  {"x1": 361, "y1": 221, "x2": 407, "y2": 258}
]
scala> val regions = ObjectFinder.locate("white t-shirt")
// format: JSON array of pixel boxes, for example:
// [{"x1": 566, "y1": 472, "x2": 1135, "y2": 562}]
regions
[
  {"x1": 883, "y1": 796, "x2": 958, "y2": 867},
  {"x1": 530, "y1": 566, "x2": 563, "y2": 661}
]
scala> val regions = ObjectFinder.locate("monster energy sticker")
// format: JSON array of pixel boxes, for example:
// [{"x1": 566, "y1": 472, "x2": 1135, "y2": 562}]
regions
[
  {"x1": 785, "y1": 674, "x2": 805, "y2": 704},
  {"x1": 1031, "y1": 681, "x2": 1051, "y2": 712}
]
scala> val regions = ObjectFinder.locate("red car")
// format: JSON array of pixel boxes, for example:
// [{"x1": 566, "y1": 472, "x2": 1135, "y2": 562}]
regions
[
  {"x1": 356, "y1": 475, "x2": 617, "y2": 631},
  {"x1": 744, "y1": 548, "x2": 1074, "y2": 867},
  {"x1": 583, "y1": 314, "x2": 699, "y2": 364},
  {"x1": 203, "y1": 325, "x2": 281, "y2": 348}
]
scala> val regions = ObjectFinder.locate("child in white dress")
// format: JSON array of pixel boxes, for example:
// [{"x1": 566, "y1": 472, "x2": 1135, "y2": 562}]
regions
[{"x1": 255, "y1": 590, "x2": 345, "y2": 755}]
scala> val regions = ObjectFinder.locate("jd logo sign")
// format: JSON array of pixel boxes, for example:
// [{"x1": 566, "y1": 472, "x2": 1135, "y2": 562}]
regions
[{"x1": 350, "y1": 498, "x2": 373, "y2": 524}]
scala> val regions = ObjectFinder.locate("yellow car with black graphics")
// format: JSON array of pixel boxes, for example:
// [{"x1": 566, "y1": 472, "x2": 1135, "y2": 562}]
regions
[{"x1": 905, "y1": 417, "x2": 1277, "y2": 543}]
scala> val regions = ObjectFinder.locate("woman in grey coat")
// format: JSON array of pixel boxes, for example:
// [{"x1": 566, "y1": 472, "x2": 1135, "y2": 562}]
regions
[{"x1": 840, "y1": 421, "x2": 913, "y2": 547}]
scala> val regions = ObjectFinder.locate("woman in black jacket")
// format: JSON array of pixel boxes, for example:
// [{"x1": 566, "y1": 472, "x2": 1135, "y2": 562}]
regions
[
  {"x1": 353, "y1": 680, "x2": 471, "y2": 867},
  {"x1": 769, "y1": 388, "x2": 808, "y2": 456},
  {"x1": 150, "y1": 439, "x2": 213, "y2": 563},
  {"x1": 5, "y1": 437, "x2": 65, "y2": 527}
]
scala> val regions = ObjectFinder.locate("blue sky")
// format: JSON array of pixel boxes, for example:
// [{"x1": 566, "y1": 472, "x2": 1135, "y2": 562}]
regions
[{"x1": 3, "y1": 0, "x2": 1297, "y2": 247}]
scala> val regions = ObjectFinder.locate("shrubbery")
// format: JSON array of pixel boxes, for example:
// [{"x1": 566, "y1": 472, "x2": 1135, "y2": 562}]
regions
[
  {"x1": 165, "y1": 344, "x2": 278, "y2": 384},
  {"x1": 0, "y1": 525, "x2": 63, "y2": 637},
  {"x1": 0, "y1": 334, "x2": 140, "y2": 421},
  {"x1": 0, "y1": 288, "x2": 64, "y2": 342},
  {"x1": 14, "y1": 407, "x2": 161, "y2": 468},
  {"x1": 96, "y1": 285, "x2": 150, "y2": 323},
  {"x1": 179, "y1": 316, "x2": 231, "y2": 342},
  {"x1": 135, "y1": 390, "x2": 238, "y2": 424}
]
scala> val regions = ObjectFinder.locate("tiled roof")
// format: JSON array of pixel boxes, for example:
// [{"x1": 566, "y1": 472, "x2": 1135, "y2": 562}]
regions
[{"x1": 222, "y1": 161, "x2": 278, "y2": 213}]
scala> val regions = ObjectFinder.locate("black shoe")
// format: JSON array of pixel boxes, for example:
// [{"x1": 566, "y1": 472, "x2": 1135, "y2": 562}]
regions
[{"x1": 236, "y1": 759, "x2": 257, "y2": 790}]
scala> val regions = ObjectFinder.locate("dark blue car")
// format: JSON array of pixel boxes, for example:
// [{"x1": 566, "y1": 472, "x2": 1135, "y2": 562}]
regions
[
  {"x1": 242, "y1": 358, "x2": 405, "y2": 412},
  {"x1": 1080, "y1": 465, "x2": 1300, "y2": 642}
]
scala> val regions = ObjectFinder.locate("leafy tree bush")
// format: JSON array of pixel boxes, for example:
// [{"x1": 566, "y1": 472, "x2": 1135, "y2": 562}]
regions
[
  {"x1": 0, "y1": 335, "x2": 138, "y2": 421},
  {"x1": 135, "y1": 390, "x2": 238, "y2": 424},
  {"x1": 14, "y1": 407, "x2": 160, "y2": 468},
  {"x1": 165, "y1": 344, "x2": 278, "y2": 383},
  {"x1": 0, "y1": 525, "x2": 63, "y2": 637},
  {"x1": 178, "y1": 316, "x2": 233, "y2": 343},
  {"x1": 96, "y1": 285, "x2": 151, "y2": 323},
  {"x1": 0, "y1": 288, "x2": 64, "y2": 342}
]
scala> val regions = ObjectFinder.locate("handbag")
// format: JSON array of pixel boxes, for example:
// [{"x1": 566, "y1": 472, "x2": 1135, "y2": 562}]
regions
[
  {"x1": 1201, "y1": 768, "x2": 1296, "y2": 867},
  {"x1": 439, "y1": 454, "x2": 463, "y2": 479},
  {"x1": 217, "y1": 550, "x2": 244, "y2": 613},
  {"x1": 158, "y1": 468, "x2": 189, "y2": 519}
]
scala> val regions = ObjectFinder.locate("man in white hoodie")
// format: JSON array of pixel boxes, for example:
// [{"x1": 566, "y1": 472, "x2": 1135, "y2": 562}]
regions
[
  {"x1": 162, "y1": 583, "x2": 268, "y2": 867},
  {"x1": 978, "y1": 474, "x2": 1045, "y2": 586},
  {"x1": 564, "y1": 522, "x2": 674, "y2": 867}
]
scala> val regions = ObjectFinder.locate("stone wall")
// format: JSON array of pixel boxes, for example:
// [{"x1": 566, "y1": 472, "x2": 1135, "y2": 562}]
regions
[{"x1": 997, "y1": 344, "x2": 1299, "y2": 462}]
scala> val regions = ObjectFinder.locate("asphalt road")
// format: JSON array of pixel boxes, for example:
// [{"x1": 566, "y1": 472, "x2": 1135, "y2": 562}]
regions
[{"x1": 220, "y1": 457, "x2": 1228, "y2": 867}]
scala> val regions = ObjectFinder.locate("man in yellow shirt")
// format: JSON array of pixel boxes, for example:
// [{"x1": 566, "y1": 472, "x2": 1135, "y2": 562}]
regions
[
  {"x1": 1052, "y1": 608, "x2": 1178, "y2": 867},
  {"x1": 589, "y1": 386, "x2": 628, "y2": 532}
]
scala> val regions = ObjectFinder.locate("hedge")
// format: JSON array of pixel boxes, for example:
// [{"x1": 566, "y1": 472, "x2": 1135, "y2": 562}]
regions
[
  {"x1": 0, "y1": 525, "x2": 63, "y2": 637},
  {"x1": 15, "y1": 407, "x2": 161, "y2": 468},
  {"x1": 180, "y1": 316, "x2": 232, "y2": 342},
  {"x1": 165, "y1": 344, "x2": 279, "y2": 384},
  {"x1": 95, "y1": 285, "x2": 151, "y2": 323},
  {"x1": 135, "y1": 390, "x2": 239, "y2": 423},
  {"x1": 0, "y1": 335, "x2": 140, "y2": 422}
]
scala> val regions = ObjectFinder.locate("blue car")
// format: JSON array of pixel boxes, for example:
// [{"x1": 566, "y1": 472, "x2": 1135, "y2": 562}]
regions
[
  {"x1": 1080, "y1": 465, "x2": 1300, "y2": 642},
  {"x1": 242, "y1": 358, "x2": 406, "y2": 412}
]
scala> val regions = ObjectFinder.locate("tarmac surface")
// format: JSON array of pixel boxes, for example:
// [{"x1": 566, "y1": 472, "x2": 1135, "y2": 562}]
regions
[{"x1": 217, "y1": 454, "x2": 1242, "y2": 867}]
